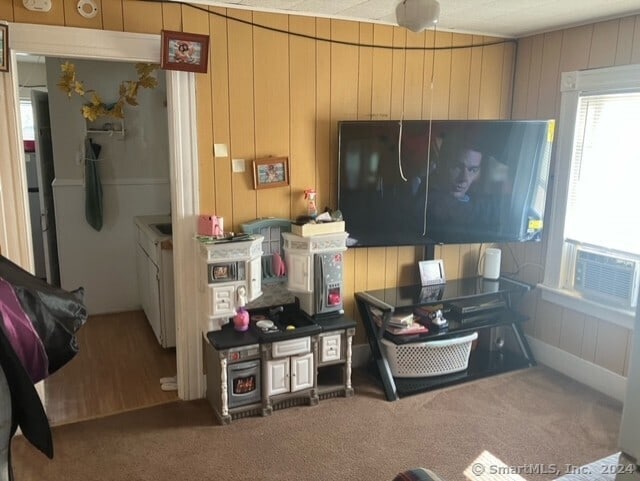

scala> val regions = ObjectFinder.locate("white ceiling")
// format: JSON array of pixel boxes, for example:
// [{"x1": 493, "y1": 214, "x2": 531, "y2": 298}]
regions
[{"x1": 180, "y1": 0, "x2": 640, "y2": 38}]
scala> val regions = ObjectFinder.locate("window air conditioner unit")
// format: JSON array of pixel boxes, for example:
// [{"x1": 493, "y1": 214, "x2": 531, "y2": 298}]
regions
[{"x1": 573, "y1": 247, "x2": 640, "y2": 309}]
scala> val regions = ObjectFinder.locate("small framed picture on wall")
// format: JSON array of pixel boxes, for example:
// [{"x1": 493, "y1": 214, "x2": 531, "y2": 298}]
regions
[
  {"x1": 160, "y1": 30, "x2": 210, "y2": 73},
  {"x1": 0, "y1": 24, "x2": 9, "y2": 73},
  {"x1": 253, "y1": 157, "x2": 289, "y2": 190}
]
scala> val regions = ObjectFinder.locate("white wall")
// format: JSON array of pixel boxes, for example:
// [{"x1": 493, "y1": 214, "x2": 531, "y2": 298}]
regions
[
  {"x1": 45, "y1": 58, "x2": 171, "y2": 314},
  {"x1": 53, "y1": 179, "x2": 170, "y2": 314},
  {"x1": 45, "y1": 58, "x2": 170, "y2": 180},
  {"x1": 17, "y1": 60, "x2": 47, "y2": 100}
]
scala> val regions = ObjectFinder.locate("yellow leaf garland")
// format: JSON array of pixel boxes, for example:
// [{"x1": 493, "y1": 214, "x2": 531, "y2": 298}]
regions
[{"x1": 58, "y1": 61, "x2": 159, "y2": 121}]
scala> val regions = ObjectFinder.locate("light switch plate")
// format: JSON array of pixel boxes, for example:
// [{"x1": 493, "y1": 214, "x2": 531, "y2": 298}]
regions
[
  {"x1": 232, "y1": 159, "x2": 245, "y2": 173},
  {"x1": 214, "y1": 143, "x2": 228, "y2": 158}
]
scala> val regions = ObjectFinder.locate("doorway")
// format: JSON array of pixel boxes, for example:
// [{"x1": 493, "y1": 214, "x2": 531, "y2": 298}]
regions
[
  {"x1": 1, "y1": 23, "x2": 203, "y2": 403},
  {"x1": 16, "y1": 55, "x2": 178, "y2": 423}
]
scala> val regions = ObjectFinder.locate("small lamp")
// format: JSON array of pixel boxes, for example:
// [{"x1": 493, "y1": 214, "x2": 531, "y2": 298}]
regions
[{"x1": 395, "y1": 0, "x2": 440, "y2": 32}]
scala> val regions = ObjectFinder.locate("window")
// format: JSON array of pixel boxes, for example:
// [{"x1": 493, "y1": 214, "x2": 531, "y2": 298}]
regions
[
  {"x1": 542, "y1": 64, "x2": 640, "y2": 328},
  {"x1": 565, "y1": 92, "x2": 640, "y2": 255}
]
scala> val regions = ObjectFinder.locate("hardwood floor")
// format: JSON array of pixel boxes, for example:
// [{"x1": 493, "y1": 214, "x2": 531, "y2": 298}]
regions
[{"x1": 44, "y1": 310, "x2": 178, "y2": 426}]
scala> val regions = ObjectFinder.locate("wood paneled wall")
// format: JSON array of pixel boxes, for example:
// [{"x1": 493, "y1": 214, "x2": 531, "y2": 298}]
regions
[
  {"x1": 510, "y1": 15, "x2": 640, "y2": 376},
  {"x1": 2, "y1": 1, "x2": 515, "y2": 343}
]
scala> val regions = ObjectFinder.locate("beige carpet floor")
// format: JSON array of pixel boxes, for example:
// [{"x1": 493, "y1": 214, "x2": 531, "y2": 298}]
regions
[{"x1": 12, "y1": 366, "x2": 622, "y2": 481}]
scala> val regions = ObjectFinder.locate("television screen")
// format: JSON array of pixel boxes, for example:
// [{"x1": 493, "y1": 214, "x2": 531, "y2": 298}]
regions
[{"x1": 337, "y1": 119, "x2": 554, "y2": 247}]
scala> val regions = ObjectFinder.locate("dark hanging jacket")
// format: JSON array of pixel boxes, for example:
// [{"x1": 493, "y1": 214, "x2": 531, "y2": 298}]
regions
[{"x1": 0, "y1": 255, "x2": 87, "y2": 478}]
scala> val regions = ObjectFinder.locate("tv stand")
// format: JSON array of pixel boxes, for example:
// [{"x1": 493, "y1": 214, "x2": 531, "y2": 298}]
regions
[{"x1": 355, "y1": 276, "x2": 535, "y2": 401}]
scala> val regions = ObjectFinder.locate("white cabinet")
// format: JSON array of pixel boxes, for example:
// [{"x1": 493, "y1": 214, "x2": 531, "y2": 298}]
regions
[
  {"x1": 286, "y1": 252, "x2": 312, "y2": 292},
  {"x1": 266, "y1": 357, "x2": 289, "y2": 396},
  {"x1": 266, "y1": 352, "x2": 314, "y2": 396},
  {"x1": 197, "y1": 235, "x2": 264, "y2": 331},
  {"x1": 136, "y1": 244, "x2": 150, "y2": 314},
  {"x1": 136, "y1": 228, "x2": 162, "y2": 341},
  {"x1": 134, "y1": 217, "x2": 175, "y2": 348},
  {"x1": 210, "y1": 284, "x2": 236, "y2": 318},
  {"x1": 316, "y1": 328, "x2": 356, "y2": 399},
  {"x1": 265, "y1": 337, "x2": 315, "y2": 397},
  {"x1": 291, "y1": 352, "x2": 314, "y2": 392},
  {"x1": 319, "y1": 332, "x2": 342, "y2": 363},
  {"x1": 248, "y1": 256, "x2": 262, "y2": 300}
]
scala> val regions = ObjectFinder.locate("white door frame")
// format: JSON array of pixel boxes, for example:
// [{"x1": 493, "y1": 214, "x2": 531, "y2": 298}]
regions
[{"x1": 0, "y1": 23, "x2": 203, "y2": 401}]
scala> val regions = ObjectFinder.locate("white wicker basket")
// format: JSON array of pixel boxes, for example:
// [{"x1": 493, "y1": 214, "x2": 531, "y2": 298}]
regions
[{"x1": 381, "y1": 332, "x2": 478, "y2": 378}]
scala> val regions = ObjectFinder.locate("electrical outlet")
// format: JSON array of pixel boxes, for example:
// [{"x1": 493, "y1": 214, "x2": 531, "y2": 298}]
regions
[{"x1": 232, "y1": 159, "x2": 245, "y2": 173}]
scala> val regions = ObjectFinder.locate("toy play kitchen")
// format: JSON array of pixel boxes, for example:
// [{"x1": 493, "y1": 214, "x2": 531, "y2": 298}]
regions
[
  {"x1": 199, "y1": 217, "x2": 355, "y2": 424},
  {"x1": 204, "y1": 299, "x2": 355, "y2": 424}
]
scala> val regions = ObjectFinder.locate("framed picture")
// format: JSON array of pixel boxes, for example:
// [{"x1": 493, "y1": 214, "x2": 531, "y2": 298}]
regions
[
  {"x1": 160, "y1": 30, "x2": 209, "y2": 73},
  {"x1": 418, "y1": 259, "x2": 446, "y2": 286},
  {"x1": 253, "y1": 157, "x2": 289, "y2": 189},
  {"x1": 0, "y1": 24, "x2": 8, "y2": 73}
]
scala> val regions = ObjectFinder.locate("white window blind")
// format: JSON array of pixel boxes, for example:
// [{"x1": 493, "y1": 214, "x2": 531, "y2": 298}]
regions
[{"x1": 565, "y1": 91, "x2": 640, "y2": 256}]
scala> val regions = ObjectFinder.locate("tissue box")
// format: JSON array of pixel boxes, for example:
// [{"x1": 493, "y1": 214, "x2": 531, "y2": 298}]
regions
[
  {"x1": 291, "y1": 221, "x2": 345, "y2": 237},
  {"x1": 198, "y1": 215, "x2": 223, "y2": 237}
]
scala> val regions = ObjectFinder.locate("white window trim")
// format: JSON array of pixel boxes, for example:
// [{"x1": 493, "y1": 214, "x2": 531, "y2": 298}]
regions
[{"x1": 541, "y1": 64, "x2": 640, "y2": 330}]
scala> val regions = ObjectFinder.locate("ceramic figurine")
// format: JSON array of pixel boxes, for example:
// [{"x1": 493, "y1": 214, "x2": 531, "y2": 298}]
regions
[{"x1": 304, "y1": 189, "x2": 317, "y2": 218}]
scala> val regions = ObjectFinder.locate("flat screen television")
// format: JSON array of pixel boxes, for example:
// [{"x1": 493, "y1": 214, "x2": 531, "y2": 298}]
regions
[{"x1": 337, "y1": 119, "x2": 554, "y2": 247}]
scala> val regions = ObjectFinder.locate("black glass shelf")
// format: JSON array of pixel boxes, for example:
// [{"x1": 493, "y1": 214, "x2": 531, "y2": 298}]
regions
[
  {"x1": 355, "y1": 276, "x2": 536, "y2": 401},
  {"x1": 384, "y1": 309, "x2": 528, "y2": 345},
  {"x1": 360, "y1": 276, "x2": 531, "y2": 310}
]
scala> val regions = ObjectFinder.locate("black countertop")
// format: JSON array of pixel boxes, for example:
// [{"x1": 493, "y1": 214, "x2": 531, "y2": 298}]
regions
[
  {"x1": 314, "y1": 315, "x2": 357, "y2": 332},
  {"x1": 206, "y1": 321, "x2": 260, "y2": 350},
  {"x1": 206, "y1": 309, "x2": 357, "y2": 351}
]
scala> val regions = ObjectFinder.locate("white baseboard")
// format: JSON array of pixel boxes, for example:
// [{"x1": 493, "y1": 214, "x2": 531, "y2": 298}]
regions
[{"x1": 526, "y1": 335, "x2": 627, "y2": 402}]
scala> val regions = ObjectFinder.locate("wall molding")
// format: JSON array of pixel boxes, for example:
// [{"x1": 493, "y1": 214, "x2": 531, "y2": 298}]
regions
[
  {"x1": 526, "y1": 335, "x2": 627, "y2": 402},
  {"x1": 9, "y1": 23, "x2": 159, "y2": 61}
]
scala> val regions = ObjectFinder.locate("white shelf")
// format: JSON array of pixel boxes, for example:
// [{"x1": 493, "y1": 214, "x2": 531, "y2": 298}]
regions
[
  {"x1": 86, "y1": 128, "x2": 125, "y2": 136},
  {"x1": 86, "y1": 118, "x2": 125, "y2": 137}
]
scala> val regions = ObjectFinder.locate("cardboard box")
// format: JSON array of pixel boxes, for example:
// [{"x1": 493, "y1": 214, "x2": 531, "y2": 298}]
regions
[{"x1": 291, "y1": 221, "x2": 345, "y2": 237}]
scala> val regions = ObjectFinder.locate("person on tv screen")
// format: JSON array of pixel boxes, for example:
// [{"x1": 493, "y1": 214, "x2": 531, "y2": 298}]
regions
[
  {"x1": 426, "y1": 134, "x2": 500, "y2": 240},
  {"x1": 446, "y1": 147, "x2": 482, "y2": 201}
]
